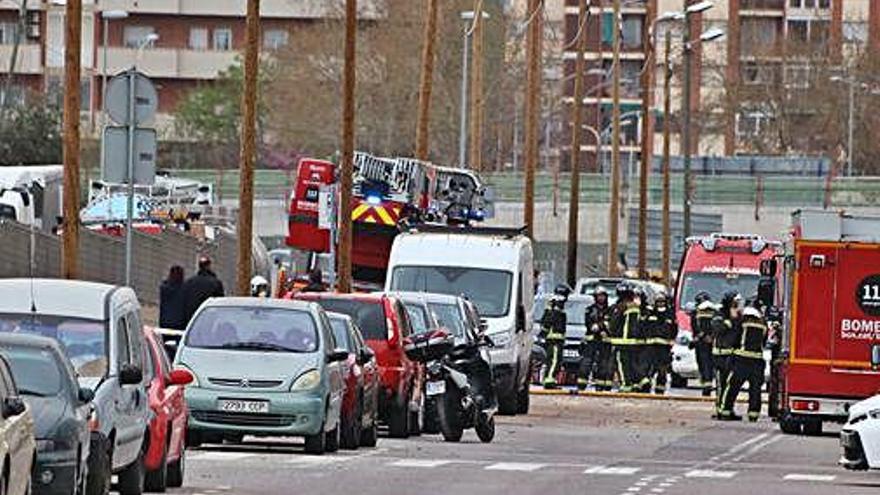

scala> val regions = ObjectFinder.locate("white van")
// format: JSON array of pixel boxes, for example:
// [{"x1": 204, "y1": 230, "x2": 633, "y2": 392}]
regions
[{"x1": 385, "y1": 227, "x2": 534, "y2": 415}]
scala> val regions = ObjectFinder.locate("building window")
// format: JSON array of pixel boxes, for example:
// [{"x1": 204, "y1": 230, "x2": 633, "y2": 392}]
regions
[
  {"x1": 80, "y1": 79, "x2": 91, "y2": 112},
  {"x1": 621, "y1": 16, "x2": 643, "y2": 49},
  {"x1": 741, "y1": 18, "x2": 780, "y2": 55},
  {"x1": 843, "y1": 22, "x2": 868, "y2": 44},
  {"x1": 189, "y1": 28, "x2": 208, "y2": 50},
  {"x1": 736, "y1": 111, "x2": 772, "y2": 139},
  {"x1": 123, "y1": 26, "x2": 156, "y2": 48},
  {"x1": 0, "y1": 22, "x2": 18, "y2": 45},
  {"x1": 213, "y1": 28, "x2": 232, "y2": 51},
  {"x1": 787, "y1": 19, "x2": 830, "y2": 46},
  {"x1": 789, "y1": 0, "x2": 830, "y2": 8},
  {"x1": 784, "y1": 65, "x2": 810, "y2": 89},
  {"x1": 741, "y1": 62, "x2": 779, "y2": 86},
  {"x1": 263, "y1": 29, "x2": 289, "y2": 50}
]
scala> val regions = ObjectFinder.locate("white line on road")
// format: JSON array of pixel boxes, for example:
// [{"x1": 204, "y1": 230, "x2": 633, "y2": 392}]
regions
[
  {"x1": 730, "y1": 434, "x2": 783, "y2": 463},
  {"x1": 684, "y1": 469, "x2": 738, "y2": 479},
  {"x1": 723, "y1": 432, "x2": 771, "y2": 458},
  {"x1": 485, "y1": 462, "x2": 546, "y2": 472},
  {"x1": 389, "y1": 459, "x2": 453, "y2": 468},
  {"x1": 189, "y1": 452, "x2": 256, "y2": 462},
  {"x1": 584, "y1": 466, "x2": 642, "y2": 475},
  {"x1": 783, "y1": 474, "x2": 837, "y2": 482}
]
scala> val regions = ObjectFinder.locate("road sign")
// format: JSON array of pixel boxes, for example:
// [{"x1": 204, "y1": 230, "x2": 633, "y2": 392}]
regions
[
  {"x1": 105, "y1": 70, "x2": 158, "y2": 126},
  {"x1": 101, "y1": 126, "x2": 157, "y2": 185},
  {"x1": 318, "y1": 185, "x2": 337, "y2": 230}
]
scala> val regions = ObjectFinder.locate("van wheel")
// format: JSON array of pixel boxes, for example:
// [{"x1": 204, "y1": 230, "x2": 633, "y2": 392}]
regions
[
  {"x1": 166, "y1": 449, "x2": 185, "y2": 489},
  {"x1": 117, "y1": 449, "x2": 145, "y2": 495},
  {"x1": 86, "y1": 436, "x2": 111, "y2": 495},
  {"x1": 387, "y1": 401, "x2": 409, "y2": 439},
  {"x1": 143, "y1": 444, "x2": 167, "y2": 493}
]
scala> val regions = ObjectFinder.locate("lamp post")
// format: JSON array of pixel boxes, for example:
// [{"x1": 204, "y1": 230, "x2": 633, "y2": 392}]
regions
[
  {"x1": 101, "y1": 10, "x2": 128, "y2": 123},
  {"x1": 458, "y1": 10, "x2": 489, "y2": 167}
]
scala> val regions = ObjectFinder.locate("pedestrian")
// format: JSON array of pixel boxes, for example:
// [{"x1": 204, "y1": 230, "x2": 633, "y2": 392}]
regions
[
  {"x1": 719, "y1": 303, "x2": 769, "y2": 422},
  {"x1": 180, "y1": 256, "x2": 225, "y2": 326},
  {"x1": 609, "y1": 283, "x2": 642, "y2": 393},
  {"x1": 711, "y1": 291, "x2": 743, "y2": 418},
  {"x1": 300, "y1": 268, "x2": 328, "y2": 293},
  {"x1": 691, "y1": 291, "x2": 717, "y2": 397},
  {"x1": 540, "y1": 284, "x2": 570, "y2": 390},
  {"x1": 159, "y1": 265, "x2": 186, "y2": 330},
  {"x1": 578, "y1": 287, "x2": 613, "y2": 391},
  {"x1": 642, "y1": 292, "x2": 675, "y2": 395}
]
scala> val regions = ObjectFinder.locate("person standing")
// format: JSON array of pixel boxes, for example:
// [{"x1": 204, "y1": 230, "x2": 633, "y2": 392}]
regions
[
  {"x1": 691, "y1": 292, "x2": 717, "y2": 397},
  {"x1": 609, "y1": 283, "x2": 642, "y2": 393},
  {"x1": 180, "y1": 256, "x2": 226, "y2": 326},
  {"x1": 540, "y1": 284, "x2": 570, "y2": 390},
  {"x1": 159, "y1": 265, "x2": 185, "y2": 330},
  {"x1": 720, "y1": 304, "x2": 769, "y2": 422},
  {"x1": 712, "y1": 291, "x2": 743, "y2": 418},
  {"x1": 578, "y1": 287, "x2": 612, "y2": 391},
  {"x1": 643, "y1": 292, "x2": 675, "y2": 395},
  {"x1": 301, "y1": 268, "x2": 328, "y2": 293}
]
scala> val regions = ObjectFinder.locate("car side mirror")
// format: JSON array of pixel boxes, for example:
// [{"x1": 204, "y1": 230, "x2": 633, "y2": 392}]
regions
[
  {"x1": 2, "y1": 397, "x2": 25, "y2": 419},
  {"x1": 167, "y1": 369, "x2": 194, "y2": 386},
  {"x1": 78, "y1": 387, "x2": 95, "y2": 404},
  {"x1": 119, "y1": 364, "x2": 143, "y2": 385},
  {"x1": 358, "y1": 348, "x2": 374, "y2": 365},
  {"x1": 327, "y1": 349, "x2": 349, "y2": 363},
  {"x1": 872, "y1": 344, "x2": 880, "y2": 369},
  {"x1": 516, "y1": 305, "x2": 526, "y2": 333}
]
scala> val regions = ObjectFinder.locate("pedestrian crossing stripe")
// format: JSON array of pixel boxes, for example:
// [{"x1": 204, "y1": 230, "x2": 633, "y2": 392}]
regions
[
  {"x1": 485, "y1": 462, "x2": 546, "y2": 472},
  {"x1": 389, "y1": 460, "x2": 453, "y2": 468},
  {"x1": 684, "y1": 469, "x2": 738, "y2": 479},
  {"x1": 584, "y1": 466, "x2": 642, "y2": 475},
  {"x1": 783, "y1": 474, "x2": 836, "y2": 482}
]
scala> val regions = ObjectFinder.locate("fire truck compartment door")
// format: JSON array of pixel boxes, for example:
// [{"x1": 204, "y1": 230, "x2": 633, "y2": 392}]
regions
[{"x1": 830, "y1": 245, "x2": 880, "y2": 374}]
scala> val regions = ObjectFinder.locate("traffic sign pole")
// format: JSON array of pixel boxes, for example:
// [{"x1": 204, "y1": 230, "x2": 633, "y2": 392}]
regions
[{"x1": 125, "y1": 68, "x2": 136, "y2": 287}]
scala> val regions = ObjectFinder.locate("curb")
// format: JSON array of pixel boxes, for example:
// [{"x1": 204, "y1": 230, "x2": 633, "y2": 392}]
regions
[{"x1": 529, "y1": 388, "x2": 750, "y2": 404}]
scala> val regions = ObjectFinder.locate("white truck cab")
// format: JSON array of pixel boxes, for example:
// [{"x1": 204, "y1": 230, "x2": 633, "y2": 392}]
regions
[{"x1": 386, "y1": 226, "x2": 534, "y2": 415}]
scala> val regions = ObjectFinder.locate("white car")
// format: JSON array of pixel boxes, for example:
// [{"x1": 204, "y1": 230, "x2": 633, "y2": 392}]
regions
[{"x1": 840, "y1": 394, "x2": 880, "y2": 471}]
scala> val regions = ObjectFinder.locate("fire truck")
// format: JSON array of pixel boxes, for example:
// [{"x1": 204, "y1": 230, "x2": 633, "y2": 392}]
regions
[
  {"x1": 771, "y1": 210, "x2": 880, "y2": 435},
  {"x1": 286, "y1": 153, "x2": 493, "y2": 284}
]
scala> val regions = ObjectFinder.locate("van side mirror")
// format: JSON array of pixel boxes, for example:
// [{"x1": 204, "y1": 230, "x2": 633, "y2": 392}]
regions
[
  {"x1": 119, "y1": 364, "x2": 143, "y2": 385},
  {"x1": 872, "y1": 344, "x2": 880, "y2": 368},
  {"x1": 2, "y1": 397, "x2": 25, "y2": 418}
]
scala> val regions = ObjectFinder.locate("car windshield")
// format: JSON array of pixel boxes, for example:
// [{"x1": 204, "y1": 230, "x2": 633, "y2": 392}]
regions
[
  {"x1": 313, "y1": 299, "x2": 386, "y2": 341},
  {"x1": 403, "y1": 303, "x2": 431, "y2": 334},
  {"x1": 2, "y1": 346, "x2": 65, "y2": 397},
  {"x1": 328, "y1": 318, "x2": 354, "y2": 352},
  {"x1": 534, "y1": 297, "x2": 589, "y2": 325},
  {"x1": 428, "y1": 303, "x2": 465, "y2": 337},
  {"x1": 0, "y1": 314, "x2": 106, "y2": 378},
  {"x1": 678, "y1": 272, "x2": 761, "y2": 309},
  {"x1": 390, "y1": 266, "x2": 513, "y2": 318},
  {"x1": 186, "y1": 307, "x2": 319, "y2": 353}
]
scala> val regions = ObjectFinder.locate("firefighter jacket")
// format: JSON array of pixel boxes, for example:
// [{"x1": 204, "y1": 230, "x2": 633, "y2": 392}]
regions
[
  {"x1": 734, "y1": 309, "x2": 768, "y2": 360},
  {"x1": 644, "y1": 306, "x2": 676, "y2": 345},
  {"x1": 711, "y1": 315, "x2": 742, "y2": 356},
  {"x1": 540, "y1": 304, "x2": 567, "y2": 341},
  {"x1": 691, "y1": 301, "x2": 717, "y2": 345},
  {"x1": 609, "y1": 300, "x2": 642, "y2": 346},
  {"x1": 584, "y1": 303, "x2": 611, "y2": 342}
]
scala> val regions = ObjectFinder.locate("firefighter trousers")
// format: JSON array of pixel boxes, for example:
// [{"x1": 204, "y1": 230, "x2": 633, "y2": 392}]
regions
[
  {"x1": 721, "y1": 356, "x2": 765, "y2": 420},
  {"x1": 543, "y1": 338, "x2": 565, "y2": 388},
  {"x1": 713, "y1": 354, "x2": 733, "y2": 414},
  {"x1": 577, "y1": 340, "x2": 600, "y2": 389},
  {"x1": 592, "y1": 342, "x2": 615, "y2": 391},
  {"x1": 695, "y1": 341, "x2": 715, "y2": 393},
  {"x1": 644, "y1": 345, "x2": 671, "y2": 394},
  {"x1": 615, "y1": 346, "x2": 641, "y2": 392}
]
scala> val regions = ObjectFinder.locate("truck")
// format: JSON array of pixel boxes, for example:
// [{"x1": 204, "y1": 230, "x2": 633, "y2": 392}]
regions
[
  {"x1": 0, "y1": 165, "x2": 64, "y2": 232},
  {"x1": 286, "y1": 153, "x2": 493, "y2": 285},
  {"x1": 772, "y1": 210, "x2": 880, "y2": 435},
  {"x1": 671, "y1": 233, "x2": 781, "y2": 387}
]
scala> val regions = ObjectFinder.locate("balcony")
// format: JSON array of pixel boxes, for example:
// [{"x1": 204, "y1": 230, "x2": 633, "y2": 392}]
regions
[
  {"x1": 97, "y1": 0, "x2": 385, "y2": 20},
  {"x1": 0, "y1": 44, "x2": 42, "y2": 75},
  {"x1": 99, "y1": 47, "x2": 237, "y2": 80}
]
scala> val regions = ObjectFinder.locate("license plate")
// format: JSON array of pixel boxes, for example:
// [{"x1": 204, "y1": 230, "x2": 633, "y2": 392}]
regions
[
  {"x1": 426, "y1": 380, "x2": 446, "y2": 396},
  {"x1": 218, "y1": 399, "x2": 269, "y2": 414},
  {"x1": 563, "y1": 349, "x2": 580, "y2": 359}
]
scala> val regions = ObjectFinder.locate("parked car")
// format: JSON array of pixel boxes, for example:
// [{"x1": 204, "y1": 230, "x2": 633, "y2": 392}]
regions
[
  {"x1": 0, "y1": 352, "x2": 36, "y2": 495},
  {"x1": 142, "y1": 328, "x2": 193, "y2": 492},
  {"x1": 293, "y1": 293, "x2": 422, "y2": 438},
  {"x1": 840, "y1": 393, "x2": 880, "y2": 471},
  {"x1": 0, "y1": 279, "x2": 149, "y2": 495},
  {"x1": 326, "y1": 313, "x2": 379, "y2": 449},
  {"x1": 176, "y1": 298, "x2": 347, "y2": 455},
  {"x1": 0, "y1": 334, "x2": 92, "y2": 495},
  {"x1": 532, "y1": 293, "x2": 593, "y2": 386}
]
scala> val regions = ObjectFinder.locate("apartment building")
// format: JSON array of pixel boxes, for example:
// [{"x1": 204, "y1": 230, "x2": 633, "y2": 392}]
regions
[
  {"x1": 0, "y1": 0, "x2": 384, "y2": 133},
  {"x1": 562, "y1": 0, "x2": 880, "y2": 166}
]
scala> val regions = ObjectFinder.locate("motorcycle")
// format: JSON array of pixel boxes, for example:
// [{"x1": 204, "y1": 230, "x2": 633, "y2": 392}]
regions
[{"x1": 405, "y1": 329, "x2": 497, "y2": 443}]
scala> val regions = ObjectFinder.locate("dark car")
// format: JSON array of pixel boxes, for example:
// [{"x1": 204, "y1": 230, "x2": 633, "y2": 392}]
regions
[
  {"x1": 326, "y1": 313, "x2": 379, "y2": 449},
  {"x1": 0, "y1": 333, "x2": 93, "y2": 495}
]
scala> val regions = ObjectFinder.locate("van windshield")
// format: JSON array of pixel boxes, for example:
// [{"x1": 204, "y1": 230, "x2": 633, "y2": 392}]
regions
[
  {"x1": 391, "y1": 266, "x2": 513, "y2": 318},
  {"x1": 678, "y1": 272, "x2": 760, "y2": 309},
  {"x1": 186, "y1": 307, "x2": 319, "y2": 353},
  {"x1": 0, "y1": 314, "x2": 107, "y2": 378}
]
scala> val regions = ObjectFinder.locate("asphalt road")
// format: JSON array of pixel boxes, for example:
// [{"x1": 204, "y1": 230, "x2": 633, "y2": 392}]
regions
[{"x1": 150, "y1": 394, "x2": 879, "y2": 495}]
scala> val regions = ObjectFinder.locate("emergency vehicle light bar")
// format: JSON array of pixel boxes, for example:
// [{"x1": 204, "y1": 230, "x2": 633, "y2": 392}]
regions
[{"x1": 407, "y1": 224, "x2": 527, "y2": 238}]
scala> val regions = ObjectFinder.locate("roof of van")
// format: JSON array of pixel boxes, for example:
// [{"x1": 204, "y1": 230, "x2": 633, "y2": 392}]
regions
[
  {"x1": 0, "y1": 279, "x2": 121, "y2": 320},
  {"x1": 390, "y1": 232, "x2": 531, "y2": 270}
]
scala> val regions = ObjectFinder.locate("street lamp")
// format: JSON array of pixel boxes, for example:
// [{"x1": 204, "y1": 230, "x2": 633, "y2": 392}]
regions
[
  {"x1": 458, "y1": 10, "x2": 489, "y2": 167},
  {"x1": 829, "y1": 75, "x2": 868, "y2": 177},
  {"x1": 101, "y1": 10, "x2": 129, "y2": 124}
]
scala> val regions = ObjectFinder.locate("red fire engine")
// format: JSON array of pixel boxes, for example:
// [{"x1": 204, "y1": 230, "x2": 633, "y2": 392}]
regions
[{"x1": 772, "y1": 210, "x2": 880, "y2": 435}]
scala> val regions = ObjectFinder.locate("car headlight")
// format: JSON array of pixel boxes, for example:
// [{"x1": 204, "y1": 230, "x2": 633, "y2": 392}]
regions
[{"x1": 290, "y1": 369, "x2": 321, "y2": 392}]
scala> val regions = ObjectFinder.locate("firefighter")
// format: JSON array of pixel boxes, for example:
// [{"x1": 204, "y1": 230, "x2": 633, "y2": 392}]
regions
[
  {"x1": 691, "y1": 291, "x2": 717, "y2": 397},
  {"x1": 643, "y1": 292, "x2": 676, "y2": 394},
  {"x1": 609, "y1": 282, "x2": 642, "y2": 393},
  {"x1": 720, "y1": 303, "x2": 769, "y2": 421},
  {"x1": 250, "y1": 275, "x2": 270, "y2": 298},
  {"x1": 540, "y1": 284, "x2": 570, "y2": 389},
  {"x1": 712, "y1": 291, "x2": 744, "y2": 418},
  {"x1": 578, "y1": 287, "x2": 612, "y2": 391}
]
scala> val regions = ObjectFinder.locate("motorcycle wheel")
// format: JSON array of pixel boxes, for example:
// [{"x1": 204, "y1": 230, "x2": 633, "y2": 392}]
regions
[
  {"x1": 437, "y1": 385, "x2": 464, "y2": 443},
  {"x1": 475, "y1": 414, "x2": 495, "y2": 443}
]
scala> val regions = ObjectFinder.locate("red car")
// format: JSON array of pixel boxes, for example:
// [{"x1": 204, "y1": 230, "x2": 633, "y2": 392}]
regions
[
  {"x1": 326, "y1": 313, "x2": 380, "y2": 449},
  {"x1": 143, "y1": 327, "x2": 193, "y2": 492},
  {"x1": 294, "y1": 293, "x2": 422, "y2": 438}
]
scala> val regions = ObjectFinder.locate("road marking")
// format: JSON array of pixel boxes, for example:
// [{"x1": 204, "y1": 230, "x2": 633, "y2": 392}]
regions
[
  {"x1": 724, "y1": 432, "x2": 771, "y2": 457},
  {"x1": 783, "y1": 474, "x2": 837, "y2": 482},
  {"x1": 190, "y1": 452, "x2": 255, "y2": 462},
  {"x1": 685, "y1": 469, "x2": 738, "y2": 479},
  {"x1": 389, "y1": 459, "x2": 453, "y2": 468},
  {"x1": 485, "y1": 462, "x2": 546, "y2": 472},
  {"x1": 730, "y1": 434, "x2": 783, "y2": 463},
  {"x1": 584, "y1": 466, "x2": 642, "y2": 475}
]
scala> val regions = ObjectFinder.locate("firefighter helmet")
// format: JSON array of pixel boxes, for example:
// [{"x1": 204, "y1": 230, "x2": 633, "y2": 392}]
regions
[{"x1": 554, "y1": 284, "x2": 572, "y2": 299}]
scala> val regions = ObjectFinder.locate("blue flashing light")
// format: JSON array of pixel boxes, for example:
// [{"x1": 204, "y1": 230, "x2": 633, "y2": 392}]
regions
[{"x1": 366, "y1": 195, "x2": 382, "y2": 205}]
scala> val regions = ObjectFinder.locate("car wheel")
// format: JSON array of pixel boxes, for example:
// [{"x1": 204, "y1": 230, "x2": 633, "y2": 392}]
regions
[
  {"x1": 86, "y1": 436, "x2": 111, "y2": 495},
  {"x1": 359, "y1": 419, "x2": 378, "y2": 448},
  {"x1": 340, "y1": 400, "x2": 361, "y2": 450},
  {"x1": 304, "y1": 424, "x2": 326, "y2": 456},
  {"x1": 670, "y1": 373, "x2": 688, "y2": 389},
  {"x1": 387, "y1": 400, "x2": 409, "y2": 439},
  {"x1": 325, "y1": 422, "x2": 340, "y2": 453},
  {"x1": 117, "y1": 448, "x2": 145, "y2": 495},
  {"x1": 422, "y1": 398, "x2": 439, "y2": 434},
  {"x1": 184, "y1": 431, "x2": 202, "y2": 449},
  {"x1": 497, "y1": 388, "x2": 518, "y2": 416},
  {"x1": 516, "y1": 377, "x2": 530, "y2": 415},
  {"x1": 143, "y1": 444, "x2": 167, "y2": 493},
  {"x1": 166, "y1": 448, "x2": 185, "y2": 489}
]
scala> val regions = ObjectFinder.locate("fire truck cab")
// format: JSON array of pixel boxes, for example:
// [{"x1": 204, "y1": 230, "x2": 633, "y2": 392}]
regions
[{"x1": 773, "y1": 210, "x2": 880, "y2": 435}]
